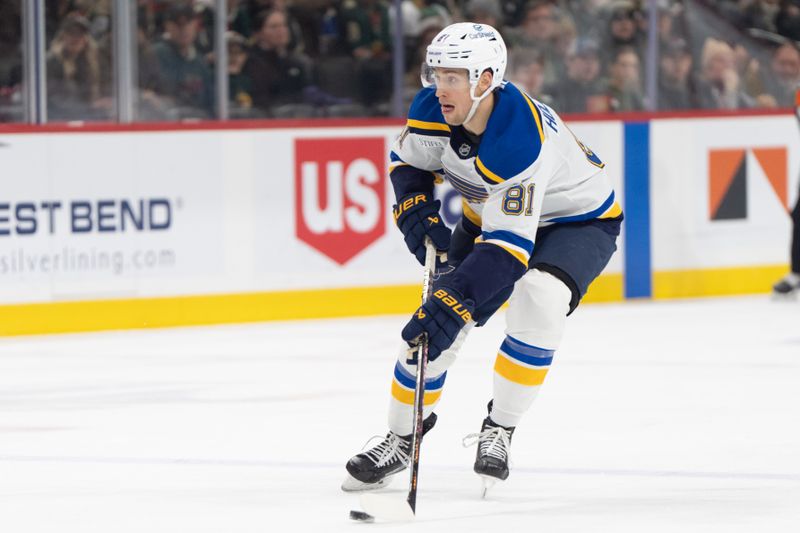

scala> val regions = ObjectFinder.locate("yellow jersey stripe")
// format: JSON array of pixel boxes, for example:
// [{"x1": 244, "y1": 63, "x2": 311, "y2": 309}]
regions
[
  {"x1": 391, "y1": 380, "x2": 442, "y2": 405},
  {"x1": 599, "y1": 201, "x2": 623, "y2": 219},
  {"x1": 523, "y1": 94, "x2": 545, "y2": 144},
  {"x1": 476, "y1": 157, "x2": 504, "y2": 184},
  {"x1": 478, "y1": 240, "x2": 529, "y2": 267},
  {"x1": 494, "y1": 353, "x2": 549, "y2": 386},
  {"x1": 407, "y1": 119, "x2": 451, "y2": 132},
  {"x1": 462, "y1": 200, "x2": 482, "y2": 226}
]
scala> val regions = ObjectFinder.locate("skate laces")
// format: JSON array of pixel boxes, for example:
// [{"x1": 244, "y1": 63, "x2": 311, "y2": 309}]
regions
[
  {"x1": 462, "y1": 425, "x2": 512, "y2": 462},
  {"x1": 361, "y1": 432, "x2": 410, "y2": 468}
]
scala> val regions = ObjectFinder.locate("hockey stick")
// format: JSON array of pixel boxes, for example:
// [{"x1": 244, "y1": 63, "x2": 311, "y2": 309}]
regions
[
  {"x1": 407, "y1": 237, "x2": 438, "y2": 512},
  {"x1": 359, "y1": 238, "x2": 437, "y2": 522}
]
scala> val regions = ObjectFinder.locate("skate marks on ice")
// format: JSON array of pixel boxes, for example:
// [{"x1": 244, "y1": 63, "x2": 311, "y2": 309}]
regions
[
  {"x1": 345, "y1": 466, "x2": 800, "y2": 531},
  {"x1": 1, "y1": 453, "x2": 798, "y2": 531},
  {"x1": 3, "y1": 453, "x2": 799, "y2": 480},
  {"x1": 0, "y1": 296, "x2": 799, "y2": 531}
]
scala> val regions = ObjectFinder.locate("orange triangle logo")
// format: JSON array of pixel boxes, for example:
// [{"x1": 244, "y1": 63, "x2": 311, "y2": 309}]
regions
[
  {"x1": 752, "y1": 147, "x2": 788, "y2": 209},
  {"x1": 709, "y1": 149, "x2": 746, "y2": 218}
]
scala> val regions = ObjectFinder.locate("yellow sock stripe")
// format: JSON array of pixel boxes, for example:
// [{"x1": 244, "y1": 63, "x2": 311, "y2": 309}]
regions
[
  {"x1": 494, "y1": 352, "x2": 549, "y2": 386},
  {"x1": 391, "y1": 380, "x2": 442, "y2": 405},
  {"x1": 406, "y1": 119, "x2": 451, "y2": 132}
]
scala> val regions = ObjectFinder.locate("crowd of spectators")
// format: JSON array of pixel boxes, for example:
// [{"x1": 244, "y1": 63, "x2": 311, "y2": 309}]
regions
[{"x1": 0, "y1": 0, "x2": 799, "y2": 122}]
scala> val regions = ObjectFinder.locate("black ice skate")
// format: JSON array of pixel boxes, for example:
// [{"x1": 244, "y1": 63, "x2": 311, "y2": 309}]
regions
[
  {"x1": 463, "y1": 408, "x2": 515, "y2": 498},
  {"x1": 341, "y1": 413, "x2": 437, "y2": 492},
  {"x1": 772, "y1": 273, "x2": 800, "y2": 297}
]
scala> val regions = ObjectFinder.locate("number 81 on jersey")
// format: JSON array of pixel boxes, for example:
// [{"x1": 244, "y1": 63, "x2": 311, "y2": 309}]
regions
[{"x1": 502, "y1": 184, "x2": 536, "y2": 216}]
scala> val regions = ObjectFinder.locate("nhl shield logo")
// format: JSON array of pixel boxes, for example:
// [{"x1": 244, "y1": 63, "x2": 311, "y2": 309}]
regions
[{"x1": 458, "y1": 143, "x2": 471, "y2": 157}]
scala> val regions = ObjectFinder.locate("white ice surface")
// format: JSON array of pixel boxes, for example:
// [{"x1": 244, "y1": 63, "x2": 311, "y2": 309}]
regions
[{"x1": 0, "y1": 295, "x2": 799, "y2": 532}]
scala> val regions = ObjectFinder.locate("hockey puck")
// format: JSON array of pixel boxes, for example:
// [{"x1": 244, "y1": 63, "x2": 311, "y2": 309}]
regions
[{"x1": 349, "y1": 510, "x2": 375, "y2": 523}]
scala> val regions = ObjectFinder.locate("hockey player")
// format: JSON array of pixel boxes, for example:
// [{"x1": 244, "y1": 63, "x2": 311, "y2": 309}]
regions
[
  {"x1": 772, "y1": 88, "x2": 800, "y2": 296},
  {"x1": 342, "y1": 23, "x2": 622, "y2": 492},
  {"x1": 772, "y1": 194, "x2": 800, "y2": 296}
]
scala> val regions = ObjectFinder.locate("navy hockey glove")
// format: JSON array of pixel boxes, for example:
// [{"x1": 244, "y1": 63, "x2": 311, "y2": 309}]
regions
[
  {"x1": 401, "y1": 287, "x2": 474, "y2": 361},
  {"x1": 393, "y1": 192, "x2": 451, "y2": 266}
]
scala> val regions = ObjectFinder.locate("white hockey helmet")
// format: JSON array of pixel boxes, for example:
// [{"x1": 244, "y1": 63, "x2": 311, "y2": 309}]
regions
[
  {"x1": 423, "y1": 22, "x2": 507, "y2": 123},
  {"x1": 423, "y1": 23, "x2": 507, "y2": 90}
]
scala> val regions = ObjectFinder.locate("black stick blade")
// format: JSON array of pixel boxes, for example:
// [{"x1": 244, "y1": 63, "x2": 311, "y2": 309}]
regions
[{"x1": 349, "y1": 510, "x2": 375, "y2": 523}]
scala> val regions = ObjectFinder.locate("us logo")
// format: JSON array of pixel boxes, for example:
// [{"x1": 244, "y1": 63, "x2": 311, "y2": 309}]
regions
[
  {"x1": 295, "y1": 138, "x2": 386, "y2": 265},
  {"x1": 708, "y1": 147, "x2": 787, "y2": 220}
]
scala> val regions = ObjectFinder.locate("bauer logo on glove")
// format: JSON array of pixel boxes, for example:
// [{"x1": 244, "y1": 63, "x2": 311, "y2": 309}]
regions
[
  {"x1": 393, "y1": 193, "x2": 429, "y2": 221},
  {"x1": 433, "y1": 289, "x2": 472, "y2": 323},
  {"x1": 392, "y1": 192, "x2": 452, "y2": 266},
  {"x1": 402, "y1": 286, "x2": 475, "y2": 361}
]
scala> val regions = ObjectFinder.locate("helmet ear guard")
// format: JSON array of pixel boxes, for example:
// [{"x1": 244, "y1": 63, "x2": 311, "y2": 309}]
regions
[{"x1": 420, "y1": 63, "x2": 437, "y2": 88}]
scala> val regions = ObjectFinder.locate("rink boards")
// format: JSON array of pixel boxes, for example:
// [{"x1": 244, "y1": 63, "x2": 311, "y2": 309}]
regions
[{"x1": 0, "y1": 112, "x2": 797, "y2": 335}]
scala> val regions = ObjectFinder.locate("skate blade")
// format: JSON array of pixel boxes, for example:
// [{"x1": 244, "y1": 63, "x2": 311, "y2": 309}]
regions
[
  {"x1": 341, "y1": 473, "x2": 392, "y2": 493},
  {"x1": 359, "y1": 492, "x2": 415, "y2": 522},
  {"x1": 479, "y1": 475, "x2": 498, "y2": 499}
]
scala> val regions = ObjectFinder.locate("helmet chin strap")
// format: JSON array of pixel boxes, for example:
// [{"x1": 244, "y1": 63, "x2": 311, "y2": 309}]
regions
[{"x1": 463, "y1": 82, "x2": 493, "y2": 127}]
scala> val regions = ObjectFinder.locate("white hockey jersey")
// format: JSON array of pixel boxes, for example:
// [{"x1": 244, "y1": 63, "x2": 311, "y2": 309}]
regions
[{"x1": 389, "y1": 82, "x2": 622, "y2": 268}]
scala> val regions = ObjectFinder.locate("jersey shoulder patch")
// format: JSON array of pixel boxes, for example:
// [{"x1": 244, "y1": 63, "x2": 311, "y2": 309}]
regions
[
  {"x1": 475, "y1": 83, "x2": 545, "y2": 184},
  {"x1": 407, "y1": 87, "x2": 451, "y2": 137}
]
